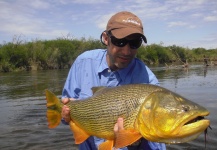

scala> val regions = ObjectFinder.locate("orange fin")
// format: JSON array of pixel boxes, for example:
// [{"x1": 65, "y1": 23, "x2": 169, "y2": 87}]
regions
[
  {"x1": 115, "y1": 129, "x2": 142, "y2": 148},
  {"x1": 47, "y1": 109, "x2": 61, "y2": 128},
  {"x1": 69, "y1": 121, "x2": 89, "y2": 144},
  {"x1": 45, "y1": 90, "x2": 62, "y2": 128},
  {"x1": 98, "y1": 140, "x2": 114, "y2": 150}
]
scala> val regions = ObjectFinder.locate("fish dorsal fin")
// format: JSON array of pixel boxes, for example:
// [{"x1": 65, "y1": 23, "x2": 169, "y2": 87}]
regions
[{"x1": 91, "y1": 86, "x2": 107, "y2": 96}]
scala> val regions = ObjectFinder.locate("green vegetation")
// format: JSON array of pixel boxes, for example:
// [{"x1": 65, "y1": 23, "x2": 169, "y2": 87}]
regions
[
  {"x1": 0, "y1": 37, "x2": 217, "y2": 72},
  {"x1": 0, "y1": 37, "x2": 105, "y2": 72},
  {"x1": 137, "y1": 44, "x2": 217, "y2": 65}
]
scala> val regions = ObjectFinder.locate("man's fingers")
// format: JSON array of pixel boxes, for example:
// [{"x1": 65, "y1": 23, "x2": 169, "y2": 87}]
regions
[
  {"x1": 62, "y1": 105, "x2": 71, "y2": 123},
  {"x1": 114, "y1": 117, "x2": 124, "y2": 133},
  {"x1": 114, "y1": 123, "x2": 118, "y2": 132},
  {"x1": 61, "y1": 97, "x2": 75, "y2": 123},
  {"x1": 117, "y1": 118, "x2": 124, "y2": 130},
  {"x1": 62, "y1": 98, "x2": 70, "y2": 104},
  {"x1": 62, "y1": 97, "x2": 75, "y2": 104}
]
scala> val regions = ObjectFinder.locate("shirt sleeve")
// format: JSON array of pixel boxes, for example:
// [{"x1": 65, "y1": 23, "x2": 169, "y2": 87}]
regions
[
  {"x1": 62, "y1": 58, "x2": 81, "y2": 99},
  {"x1": 145, "y1": 66, "x2": 159, "y2": 85},
  {"x1": 61, "y1": 59, "x2": 81, "y2": 125}
]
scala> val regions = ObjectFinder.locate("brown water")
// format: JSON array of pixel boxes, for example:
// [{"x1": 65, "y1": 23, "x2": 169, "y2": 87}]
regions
[{"x1": 0, "y1": 64, "x2": 216, "y2": 150}]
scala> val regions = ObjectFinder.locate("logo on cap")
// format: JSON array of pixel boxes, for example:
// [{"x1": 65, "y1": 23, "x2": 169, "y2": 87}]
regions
[{"x1": 122, "y1": 18, "x2": 141, "y2": 26}]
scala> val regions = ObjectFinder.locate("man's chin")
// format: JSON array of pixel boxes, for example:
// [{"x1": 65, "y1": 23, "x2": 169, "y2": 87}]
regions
[{"x1": 115, "y1": 63, "x2": 129, "y2": 70}]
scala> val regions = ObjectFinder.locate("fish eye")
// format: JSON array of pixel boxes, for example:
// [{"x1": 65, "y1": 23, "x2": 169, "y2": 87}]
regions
[{"x1": 182, "y1": 105, "x2": 190, "y2": 112}]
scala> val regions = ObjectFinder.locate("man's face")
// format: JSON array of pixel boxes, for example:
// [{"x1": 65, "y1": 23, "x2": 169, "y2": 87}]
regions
[{"x1": 103, "y1": 32, "x2": 142, "y2": 71}]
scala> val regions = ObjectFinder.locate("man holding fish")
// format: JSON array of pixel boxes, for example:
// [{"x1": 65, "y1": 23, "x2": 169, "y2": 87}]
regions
[{"x1": 60, "y1": 11, "x2": 166, "y2": 150}]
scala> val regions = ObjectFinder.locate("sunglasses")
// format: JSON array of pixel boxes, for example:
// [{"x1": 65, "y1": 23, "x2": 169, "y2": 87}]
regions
[{"x1": 107, "y1": 31, "x2": 143, "y2": 49}]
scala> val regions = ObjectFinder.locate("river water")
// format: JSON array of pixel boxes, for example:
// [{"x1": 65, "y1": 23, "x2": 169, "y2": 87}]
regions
[{"x1": 0, "y1": 64, "x2": 216, "y2": 150}]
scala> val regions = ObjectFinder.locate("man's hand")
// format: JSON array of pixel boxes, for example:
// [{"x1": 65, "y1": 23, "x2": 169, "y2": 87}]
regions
[{"x1": 61, "y1": 98, "x2": 74, "y2": 123}]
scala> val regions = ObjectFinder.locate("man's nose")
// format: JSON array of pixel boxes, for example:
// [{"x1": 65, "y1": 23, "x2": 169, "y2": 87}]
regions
[{"x1": 121, "y1": 44, "x2": 131, "y2": 55}]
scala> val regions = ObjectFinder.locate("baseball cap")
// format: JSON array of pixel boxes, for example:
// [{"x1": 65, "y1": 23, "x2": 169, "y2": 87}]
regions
[{"x1": 106, "y1": 11, "x2": 147, "y2": 43}]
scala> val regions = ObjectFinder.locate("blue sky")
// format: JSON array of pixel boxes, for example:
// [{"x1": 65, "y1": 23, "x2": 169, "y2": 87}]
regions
[{"x1": 0, "y1": 0, "x2": 217, "y2": 49}]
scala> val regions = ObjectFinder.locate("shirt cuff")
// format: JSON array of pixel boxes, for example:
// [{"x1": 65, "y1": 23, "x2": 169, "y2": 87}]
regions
[{"x1": 61, "y1": 118, "x2": 69, "y2": 125}]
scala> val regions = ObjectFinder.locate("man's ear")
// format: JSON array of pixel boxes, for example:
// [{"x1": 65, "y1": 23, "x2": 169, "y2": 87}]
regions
[{"x1": 102, "y1": 32, "x2": 109, "y2": 46}]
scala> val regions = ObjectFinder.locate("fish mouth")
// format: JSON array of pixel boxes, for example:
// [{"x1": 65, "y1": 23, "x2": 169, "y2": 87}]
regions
[
  {"x1": 184, "y1": 116, "x2": 206, "y2": 125},
  {"x1": 174, "y1": 112, "x2": 210, "y2": 143},
  {"x1": 161, "y1": 112, "x2": 210, "y2": 144},
  {"x1": 184, "y1": 110, "x2": 210, "y2": 126},
  {"x1": 183, "y1": 111, "x2": 210, "y2": 130}
]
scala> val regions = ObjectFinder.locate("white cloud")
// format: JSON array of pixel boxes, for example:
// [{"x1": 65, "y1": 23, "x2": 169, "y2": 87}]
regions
[
  {"x1": 204, "y1": 16, "x2": 217, "y2": 22},
  {"x1": 28, "y1": 0, "x2": 50, "y2": 9},
  {"x1": 186, "y1": 33, "x2": 217, "y2": 49},
  {"x1": 95, "y1": 13, "x2": 113, "y2": 30},
  {"x1": 70, "y1": 0, "x2": 107, "y2": 4},
  {"x1": 0, "y1": 0, "x2": 70, "y2": 41},
  {"x1": 168, "y1": 21, "x2": 187, "y2": 27}
]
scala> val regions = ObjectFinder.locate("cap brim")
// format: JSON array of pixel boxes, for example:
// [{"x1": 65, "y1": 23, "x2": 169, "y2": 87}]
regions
[{"x1": 111, "y1": 28, "x2": 147, "y2": 43}]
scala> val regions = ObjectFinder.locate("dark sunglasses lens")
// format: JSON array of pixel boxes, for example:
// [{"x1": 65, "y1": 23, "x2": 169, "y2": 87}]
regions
[
  {"x1": 129, "y1": 38, "x2": 142, "y2": 49},
  {"x1": 108, "y1": 31, "x2": 142, "y2": 49},
  {"x1": 111, "y1": 37, "x2": 127, "y2": 47}
]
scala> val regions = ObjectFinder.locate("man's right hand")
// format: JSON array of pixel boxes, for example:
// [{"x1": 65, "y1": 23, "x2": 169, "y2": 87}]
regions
[{"x1": 61, "y1": 98, "x2": 74, "y2": 123}]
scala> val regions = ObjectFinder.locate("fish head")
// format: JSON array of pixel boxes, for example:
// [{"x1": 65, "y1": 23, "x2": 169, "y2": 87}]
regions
[{"x1": 137, "y1": 89, "x2": 210, "y2": 144}]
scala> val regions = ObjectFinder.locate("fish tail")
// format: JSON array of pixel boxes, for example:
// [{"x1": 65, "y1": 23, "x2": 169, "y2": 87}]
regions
[{"x1": 45, "y1": 89, "x2": 63, "y2": 128}]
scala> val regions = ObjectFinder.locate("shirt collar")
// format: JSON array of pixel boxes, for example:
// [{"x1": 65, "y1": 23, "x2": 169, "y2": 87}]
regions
[{"x1": 97, "y1": 50, "x2": 109, "y2": 74}]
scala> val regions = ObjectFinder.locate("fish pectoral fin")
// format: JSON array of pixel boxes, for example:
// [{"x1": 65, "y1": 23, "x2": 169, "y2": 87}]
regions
[
  {"x1": 115, "y1": 129, "x2": 142, "y2": 148},
  {"x1": 98, "y1": 140, "x2": 114, "y2": 150},
  {"x1": 69, "y1": 121, "x2": 89, "y2": 144}
]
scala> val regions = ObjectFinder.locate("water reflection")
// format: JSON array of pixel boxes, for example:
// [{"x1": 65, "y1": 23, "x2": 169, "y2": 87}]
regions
[
  {"x1": 204, "y1": 66, "x2": 208, "y2": 77},
  {"x1": 0, "y1": 65, "x2": 216, "y2": 150}
]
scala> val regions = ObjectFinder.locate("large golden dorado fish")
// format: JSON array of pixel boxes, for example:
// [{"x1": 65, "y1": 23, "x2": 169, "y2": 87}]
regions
[{"x1": 45, "y1": 84, "x2": 210, "y2": 150}]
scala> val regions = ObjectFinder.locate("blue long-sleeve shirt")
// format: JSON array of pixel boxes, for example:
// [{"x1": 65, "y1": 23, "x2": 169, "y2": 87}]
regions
[{"x1": 62, "y1": 49, "x2": 166, "y2": 150}]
